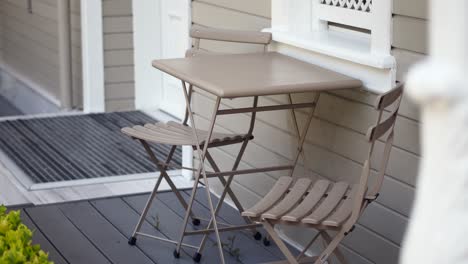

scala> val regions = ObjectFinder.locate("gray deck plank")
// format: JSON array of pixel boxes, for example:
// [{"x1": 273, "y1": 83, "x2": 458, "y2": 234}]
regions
[
  {"x1": 158, "y1": 190, "x2": 280, "y2": 263},
  {"x1": 90, "y1": 197, "x2": 194, "y2": 264},
  {"x1": 16, "y1": 191, "x2": 287, "y2": 264},
  {"x1": 21, "y1": 210, "x2": 68, "y2": 264},
  {"x1": 124, "y1": 194, "x2": 241, "y2": 264},
  {"x1": 25, "y1": 206, "x2": 112, "y2": 264},
  {"x1": 184, "y1": 189, "x2": 300, "y2": 259},
  {"x1": 58, "y1": 201, "x2": 156, "y2": 264}
]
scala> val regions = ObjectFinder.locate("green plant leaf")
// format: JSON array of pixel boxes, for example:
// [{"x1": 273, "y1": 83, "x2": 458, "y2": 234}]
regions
[{"x1": 0, "y1": 207, "x2": 53, "y2": 264}]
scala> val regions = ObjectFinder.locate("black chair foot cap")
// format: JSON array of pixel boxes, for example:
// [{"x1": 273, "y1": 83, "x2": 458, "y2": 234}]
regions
[
  {"x1": 173, "y1": 249, "x2": 180, "y2": 258},
  {"x1": 128, "y1": 236, "x2": 137, "y2": 246},
  {"x1": 263, "y1": 237, "x2": 271, "y2": 246},
  {"x1": 193, "y1": 252, "x2": 202, "y2": 263},
  {"x1": 192, "y1": 218, "x2": 201, "y2": 226},
  {"x1": 253, "y1": 231, "x2": 262, "y2": 240}
]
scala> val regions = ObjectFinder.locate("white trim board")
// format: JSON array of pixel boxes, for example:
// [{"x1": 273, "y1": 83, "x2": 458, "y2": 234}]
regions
[
  {"x1": 133, "y1": 0, "x2": 163, "y2": 111},
  {"x1": 81, "y1": 0, "x2": 105, "y2": 113},
  {"x1": 29, "y1": 171, "x2": 182, "y2": 191},
  {"x1": 0, "y1": 155, "x2": 194, "y2": 206},
  {"x1": 0, "y1": 63, "x2": 62, "y2": 114},
  {"x1": 0, "y1": 144, "x2": 182, "y2": 191},
  {"x1": 133, "y1": 0, "x2": 193, "y2": 180},
  {"x1": 0, "y1": 110, "x2": 83, "y2": 122}
]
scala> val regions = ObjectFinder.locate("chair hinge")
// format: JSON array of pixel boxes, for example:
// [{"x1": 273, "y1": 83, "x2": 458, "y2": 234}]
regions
[
  {"x1": 345, "y1": 225, "x2": 355, "y2": 236},
  {"x1": 365, "y1": 193, "x2": 380, "y2": 203}
]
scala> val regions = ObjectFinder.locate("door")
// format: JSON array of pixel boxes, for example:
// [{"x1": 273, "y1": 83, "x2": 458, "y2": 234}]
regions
[{"x1": 133, "y1": 0, "x2": 190, "y2": 119}]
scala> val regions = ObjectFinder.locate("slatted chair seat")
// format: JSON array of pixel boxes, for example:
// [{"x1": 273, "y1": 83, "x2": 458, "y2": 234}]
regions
[
  {"x1": 122, "y1": 121, "x2": 251, "y2": 146},
  {"x1": 240, "y1": 84, "x2": 404, "y2": 264},
  {"x1": 242, "y1": 177, "x2": 359, "y2": 227}
]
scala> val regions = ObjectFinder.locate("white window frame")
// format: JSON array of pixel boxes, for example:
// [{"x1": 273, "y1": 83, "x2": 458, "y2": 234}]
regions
[{"x1": 269, "y1": 0, "x2": 395, "y2": 92}]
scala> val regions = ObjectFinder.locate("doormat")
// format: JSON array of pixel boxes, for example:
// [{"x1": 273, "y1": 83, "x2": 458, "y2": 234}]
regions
[{"x1": 0, "y1": 111, "x2": 182, "y2": 190}]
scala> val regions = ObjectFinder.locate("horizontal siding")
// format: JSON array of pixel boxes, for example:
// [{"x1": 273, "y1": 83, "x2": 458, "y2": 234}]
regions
[
  {"x1": 102, "y1": 0, "x2": 135, "y2": 112},
  {"x1": 192, "y1": 0, "x2": 427, "y2": 263},
  {"x1": 105, "y1": 99, "x2": 134, "y2": 111},
  {"x1": 192, "y1": 1, "x2": 270, "y2": 54},
  {"x1": 394, "y1": 0, "x2": 428, "y2": 19},
  {"x1": 0, "y1": 0, "x2": 61, "y2": 99},
  {"x1": 393, "y1": 0, "x2": 429, "y2": 54},
  {"x1": 0, "y1": 0, "x2": 82, "y2": 108},
  {"x1": 5, "y1": 0, "x2": 58, "y2": 22},
  {"x1": 393, "y1": 15, "x2": 428, "y2": 54}
]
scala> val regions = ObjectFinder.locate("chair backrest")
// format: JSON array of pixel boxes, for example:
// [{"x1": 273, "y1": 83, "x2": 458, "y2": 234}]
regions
[
  {"x1": 186, "y1": 25, "x2": 272, "y2": 57},
  {"x1": 182, "y1": 26, "x2": 271, "y2": 125},
  {"x1": 350, "y1": 83, "x2": 404, "y2": 223},
  {"x1": 367, "y1": 82, "x2": 403, "y2": 193}
]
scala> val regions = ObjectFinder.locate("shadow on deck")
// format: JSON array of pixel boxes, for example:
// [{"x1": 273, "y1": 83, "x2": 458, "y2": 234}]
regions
[
  {"x1": 0, "y1": 96, "x2": 22, "y2": 117},
  {"x1": 18, "y1": 188, "x2": 295, "y2": 264}
]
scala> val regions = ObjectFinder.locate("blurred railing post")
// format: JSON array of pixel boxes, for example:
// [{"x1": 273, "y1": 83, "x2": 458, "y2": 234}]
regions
[{"x1": 401, "y1": 0, "x2": 468, "y2": 263}]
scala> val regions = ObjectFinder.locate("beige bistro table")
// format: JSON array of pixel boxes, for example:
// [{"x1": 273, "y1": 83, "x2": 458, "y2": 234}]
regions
[{"x1": 125, "y1": 51, "x2": 362, "y2": 264}]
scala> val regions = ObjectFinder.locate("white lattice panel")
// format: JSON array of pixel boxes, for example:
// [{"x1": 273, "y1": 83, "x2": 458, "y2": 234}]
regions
[
  {"x1": 321, "y1": 0, "x2": 372, "y2": 12},
  {"x1": 269, "y1": 0, "x2": 395, "y2": 92}
]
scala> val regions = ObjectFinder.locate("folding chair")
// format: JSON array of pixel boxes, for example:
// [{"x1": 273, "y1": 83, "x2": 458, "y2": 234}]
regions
[
  {"x1": 242, "y1": 84, "x2": 404, "y2": 264},
  {"x1": 122, "y1": 25, "x2": 272, "y2": 259}
]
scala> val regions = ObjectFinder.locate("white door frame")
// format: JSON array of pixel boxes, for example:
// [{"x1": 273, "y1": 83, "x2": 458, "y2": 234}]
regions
[
  {"x1": 133, "y1": 0, "x2": 163, "y2": 112},
  {"x1": 81, "y1": 0, "x2": 105, "y2": 113},
  {"x1": 133, "y1": 0, "x2": 193, "y2": 180}
]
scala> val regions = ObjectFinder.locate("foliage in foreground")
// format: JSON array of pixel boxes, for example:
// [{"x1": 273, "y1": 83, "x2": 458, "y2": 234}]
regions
[{"x1": 0, "y1": 206, "x2": 53, "y2": 264}]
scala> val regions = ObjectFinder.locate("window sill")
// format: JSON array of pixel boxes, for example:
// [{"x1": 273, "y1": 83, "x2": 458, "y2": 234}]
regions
[
  {"x1": 264, "y1": 28, "x2": 396, "y2": 93},
  {"x1": 265, "y1": 28, "x2": 395, "y2": 69}
]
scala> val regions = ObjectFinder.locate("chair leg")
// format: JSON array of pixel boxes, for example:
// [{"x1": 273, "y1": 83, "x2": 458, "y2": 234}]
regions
[
  {"x1": 194, "y1": 173, "x2": 234, "y2": 257},
  {"x1": 205, "y1": 151, "x2": 247, "y2": 214},
  {"x1": 263, "y1": 221, "x2": 299, "y2": 264},
  {"x1": 129, "y1": 170, "x2": 164, "y2": 245},
  {"x1": 205, "y1": 150, "x2": 261, "y2": 239},
  {"x1": 296, "y1": 231, "x2": 321, "y2": 261},
  {"x1": 203, "y1": 95, "x2": 259, "y2": 232},
  {"x1": 313, "y1": 229, "x2": 347, "y2": 264},
  {"x1": 140, "y1": 141, "x2": 200, "y2": 223},
  {"x1": 321, "y1": 231, "x2": 348, "y2": 264},
  {"x1": 263, "y1": 233, "x2": 271, "y2": 246},
  {"x1": 129, "y1": 142, "x2": 186, "y2": 243},
  {"x1": 195, "y1": 149, "x2": 253, "y2": 256},
  {"x1": 174, "y1": 172, "x2": 203, "y2": 257},
  {"x1": 162, "y1": 168, "x2": 200, "y2": 225},
  {"x1": 287, "y1": 93, "x2": 320, "y2": 177},
  {"x1": 176, "y1": 88, "x2": 225, "y2": 264}
]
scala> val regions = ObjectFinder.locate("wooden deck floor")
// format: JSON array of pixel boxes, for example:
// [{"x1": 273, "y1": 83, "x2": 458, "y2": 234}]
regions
[{"x1": 18, "y1": 188, "x2": 293, "y2": 264}]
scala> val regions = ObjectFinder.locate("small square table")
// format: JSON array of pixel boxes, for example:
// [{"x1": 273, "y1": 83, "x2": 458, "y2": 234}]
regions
[{"x1": 151, "y1": 52, "x2": 362, "y2": 263}]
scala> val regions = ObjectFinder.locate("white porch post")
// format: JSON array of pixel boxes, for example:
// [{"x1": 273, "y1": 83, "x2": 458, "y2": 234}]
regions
[
  {"x1": 401, "y1": 1, "x2": 468, "y2": 263},
  {"x1": 81, "y1": 0, "x2": 105, "y2": 113}
]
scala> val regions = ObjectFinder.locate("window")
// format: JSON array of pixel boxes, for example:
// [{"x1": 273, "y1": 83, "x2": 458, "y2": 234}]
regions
[{"x1": 268, "y1": 0, "x2": 395, "y2": 92}]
